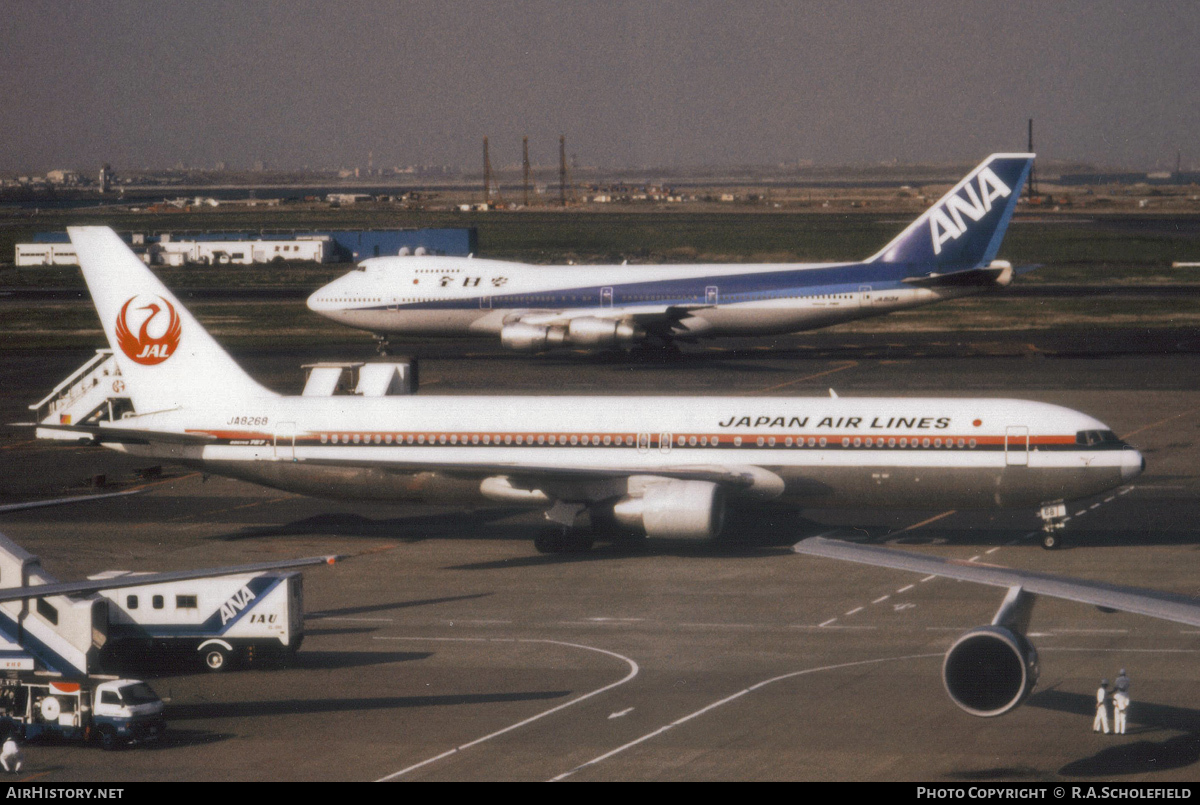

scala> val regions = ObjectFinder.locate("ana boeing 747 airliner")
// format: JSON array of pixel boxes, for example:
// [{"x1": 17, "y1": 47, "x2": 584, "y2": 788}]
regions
[
  {"x1": 308, "y1": 154, "x2": 1035, "y2": 354},
  {"x1": 38, "y1": 226, "x2": 1141, "y2": 553}
]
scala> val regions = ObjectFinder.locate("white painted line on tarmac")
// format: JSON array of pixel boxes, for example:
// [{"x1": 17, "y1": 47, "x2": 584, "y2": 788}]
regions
[
  {"x1": 374, "y1": 637, "x2": 638, "y2": 782},
  {"x1": 549, "y1": 652, "x2": 941, "y2": 781}
]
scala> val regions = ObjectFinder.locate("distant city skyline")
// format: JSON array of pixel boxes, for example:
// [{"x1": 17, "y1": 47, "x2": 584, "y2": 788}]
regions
[{"x1": 4, "y1": 1, "x2": 1198, "y2": 174}]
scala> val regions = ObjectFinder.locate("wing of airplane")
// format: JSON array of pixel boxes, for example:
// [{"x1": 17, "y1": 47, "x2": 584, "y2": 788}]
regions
[
  {"x1": 794, "y1": 536, "x2": 1200, "y2": 626},
  {"x1": 792, "y1": 536, "x2": 1200, "y2": 717},
  {"x1": 0, "y1": 554, "x2": 344, "y2": 604}
]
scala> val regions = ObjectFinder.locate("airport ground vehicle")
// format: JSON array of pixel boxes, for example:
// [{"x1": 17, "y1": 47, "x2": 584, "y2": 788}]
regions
[
  {"x1": 0, "y1": 677, "x2": 164, "y2": 749},
  {"x1": 96, "y1": 569, "x2": 305, "y2": 671},
  {"x1": 0, "y1": 531, "x2": 335, "y2": 676}
]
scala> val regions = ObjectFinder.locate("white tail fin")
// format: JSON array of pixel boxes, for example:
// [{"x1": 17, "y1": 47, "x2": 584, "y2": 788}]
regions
[{"x1": 68, "y1": 227, "x2": 277, "y2": 413}]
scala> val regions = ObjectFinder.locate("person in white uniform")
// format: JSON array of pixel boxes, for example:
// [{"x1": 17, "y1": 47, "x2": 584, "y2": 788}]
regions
[
  {"x1": 1093, "y1": 680, "x2": 1110, "y2": 734},
  {"x1": 1, "y1": 736, "x2": 23, "y2": 774},
  {"x1": 1113, "y1": 689, "x2": 1129, "y2": 734}
]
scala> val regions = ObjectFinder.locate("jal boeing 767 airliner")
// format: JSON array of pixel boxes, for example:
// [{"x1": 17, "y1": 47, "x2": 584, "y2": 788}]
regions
[
  {"x1": 308, "y1": 154, "x2": 1035, "y2": 354},
  {"x1": 37, "y1": 226, "x2": 1141, "y2": 553}
]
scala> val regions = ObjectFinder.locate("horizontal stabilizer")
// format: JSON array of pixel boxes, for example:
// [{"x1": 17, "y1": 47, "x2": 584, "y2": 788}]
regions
[
  {"x1": 902, "y1": 264, "x2": 1012, "y2": 289},
  {"x1": 24, "y1": 422, "x2": 217, "y2": 446}
]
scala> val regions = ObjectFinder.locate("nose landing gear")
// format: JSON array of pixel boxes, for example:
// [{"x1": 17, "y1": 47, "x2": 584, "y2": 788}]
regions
[{"x1": 1038, "y1": 501, "x2": 1067, "y2": 550}]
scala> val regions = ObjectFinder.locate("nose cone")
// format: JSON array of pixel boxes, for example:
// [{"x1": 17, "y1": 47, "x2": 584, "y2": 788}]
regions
[
  {"x1": 1121, "y1": 446, "x2": 1145, "y2": 481},
  {"x1": 306, "y1": 284, "x2": 329, "y2": 313}
]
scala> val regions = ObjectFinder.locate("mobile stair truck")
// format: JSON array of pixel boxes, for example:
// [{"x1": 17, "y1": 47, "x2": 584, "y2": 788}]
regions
[{"x1": 0, "y1": 533, "x2": 165, "y2": 748}]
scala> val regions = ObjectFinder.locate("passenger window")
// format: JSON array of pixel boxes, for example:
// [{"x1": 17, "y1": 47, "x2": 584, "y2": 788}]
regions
[
  {"x1": 152, "y1": 595, "x2": 164, "y2": 610},
  {"x1": 126, "y1": 595, "x2": 138, "y2": 610}
]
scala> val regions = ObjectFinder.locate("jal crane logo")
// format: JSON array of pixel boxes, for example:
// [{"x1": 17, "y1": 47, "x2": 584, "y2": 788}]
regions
[{"x1": 115, "y1": 295, "x2": 181, "y2": 365}]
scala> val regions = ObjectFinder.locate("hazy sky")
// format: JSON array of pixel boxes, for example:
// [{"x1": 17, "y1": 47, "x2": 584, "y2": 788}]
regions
[{"x1": 4, "y1": 1, "x2": 1198, "y2": 172}]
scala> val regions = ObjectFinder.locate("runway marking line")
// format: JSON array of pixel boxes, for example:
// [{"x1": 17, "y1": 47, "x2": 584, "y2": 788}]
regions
[
  {"x1": 374, "y1": 637, "x2": 638, "y2": 782},
  {"x1": 1120, "y1": 405, "x2": 1200, "y2": 441},
  {"x1": 550, "y1": 652, "x2": 942, "y2": 781},
  {"x1": 751, "y1": 361, "x2": 857, "y2": 395}
]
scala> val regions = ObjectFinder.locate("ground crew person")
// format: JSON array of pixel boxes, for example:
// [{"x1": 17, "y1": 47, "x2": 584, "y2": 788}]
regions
[
  {"x1": 1, "y1": 735, "x2": 23, "y2": 773},
  {"x1": 1093, "y1": 680, "x2": 1110, "y2": 733},
  {"x1": 1115, "y1": 668, "x2": 1130, "y2": 697},
  {"x1": 1113, "y1": 668, "x2": 1130, "y2": 734},
  {"x1": 1113, "y1": 689, "x2": 1129, "y2": 734}
]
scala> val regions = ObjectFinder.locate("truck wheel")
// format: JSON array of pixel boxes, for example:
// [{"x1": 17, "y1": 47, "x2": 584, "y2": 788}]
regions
[
  {"x1": 203, "y1": 646, "x2": 232, "y2": 672},
  {"x1": 97, "y1": 725, "x2": 119, "y2": 751}
]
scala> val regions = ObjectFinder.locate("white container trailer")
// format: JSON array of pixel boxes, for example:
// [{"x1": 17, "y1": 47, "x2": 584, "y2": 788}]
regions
[
  {"x1": 0, "y1": 530, "x2": 336, "y2": 675},
  {"x1": 95, "y1": 570, "x2": 305, "y2": 671}
]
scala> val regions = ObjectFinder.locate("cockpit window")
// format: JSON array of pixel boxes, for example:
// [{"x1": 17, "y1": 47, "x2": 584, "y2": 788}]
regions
[{"x1": 1076, "y1": 429, "x2": 1120, "y2": 446}]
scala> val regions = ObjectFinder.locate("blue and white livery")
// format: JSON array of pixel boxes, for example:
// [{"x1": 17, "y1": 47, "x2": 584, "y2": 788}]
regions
[{"x1": 308, "y1": 154, "x2": 1035, "y2": 353}]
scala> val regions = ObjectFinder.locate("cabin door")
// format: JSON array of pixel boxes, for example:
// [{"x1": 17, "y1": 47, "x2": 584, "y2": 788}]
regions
[
  {"x1": 706, "y1": 285, "x2": 719, "y2": 305},
  {"x1": 1005, "y1": 426, "x2": 1029, "y2": 466},
  {"x1": 274, "y1": 422, "x2": 297, "y2": 461}
]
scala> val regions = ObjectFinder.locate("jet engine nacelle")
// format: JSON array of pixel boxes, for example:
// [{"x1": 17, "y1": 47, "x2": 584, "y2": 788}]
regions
[
  {"x1": 500, "y1": 318, "x2": 643, "y2": 352},
  {"x1": 500, "y1": 322, "x2": 567, "y2": 353},
  {"x1": 566, "y1": 318, "x2": 643, "y2": 348},
  {"x1": 610, "y1": 480, "x2": 725, "y2": 540},
  {"x1": 942, "y1": 626, "x2": 1039, "y2": 717}
]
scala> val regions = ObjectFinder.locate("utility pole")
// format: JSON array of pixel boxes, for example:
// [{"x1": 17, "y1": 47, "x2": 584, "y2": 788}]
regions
[
  {"x1": 523, "y1": 136, "x2": 531, "y2": 207},
  {"x1": 1027, "y1": 119, "x2": 1038, "y2": 198},
  {"x1": 559, "y1": 135, "x2": 567, "y2": 207},
  {"x1": 483, "y1": 136, "x2": 492, "y2": 207}
]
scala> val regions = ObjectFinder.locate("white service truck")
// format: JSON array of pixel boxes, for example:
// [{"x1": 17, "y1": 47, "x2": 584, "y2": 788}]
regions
[{"x1": 0, "y1": 677, "x2": 165, "y2": 749}]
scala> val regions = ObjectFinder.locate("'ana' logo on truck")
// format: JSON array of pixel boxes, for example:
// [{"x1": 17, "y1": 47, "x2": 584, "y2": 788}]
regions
[
  {"x1": 219, "y1": 585, "x2": 257, "y2": 625},
  {"x1": 928, "y1": 166, "x2": 1012, "y2": 255},
  {"x1": 115, "y1": 295, "x2": 181, "y2": 365}
]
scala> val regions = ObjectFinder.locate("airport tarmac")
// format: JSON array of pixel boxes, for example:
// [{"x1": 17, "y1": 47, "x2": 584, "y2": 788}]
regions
[{"x1": 0, "y1": 329, "x2": 1198, "y2": 781}]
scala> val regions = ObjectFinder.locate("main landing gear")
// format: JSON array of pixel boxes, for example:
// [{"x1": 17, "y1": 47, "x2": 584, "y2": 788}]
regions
[
  {"x1": 534, "y1": 501, "x2": 595, "y2": 554},
  {"x1": 373, "y1": 333, "x2": 391, "y2": 356},
  {"x1": 1038, "y1": 501, "x2": 1068, "y2": 550}
]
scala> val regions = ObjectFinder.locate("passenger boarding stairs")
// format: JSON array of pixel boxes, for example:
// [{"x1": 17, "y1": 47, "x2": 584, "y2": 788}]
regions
[{"x1": 29, "y1": 350, "x2": 133, "y2": 440}]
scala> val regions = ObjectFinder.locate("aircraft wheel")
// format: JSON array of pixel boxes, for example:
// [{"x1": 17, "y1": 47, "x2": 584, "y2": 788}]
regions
[{"x1": 1041, "y1": 532, "x2": 1062, "y2": 550}]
